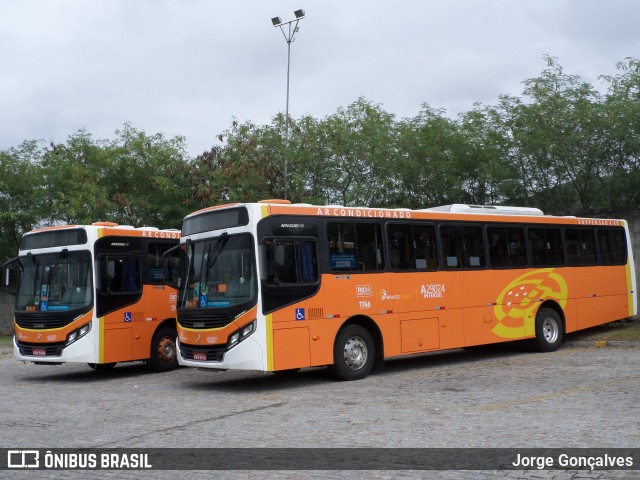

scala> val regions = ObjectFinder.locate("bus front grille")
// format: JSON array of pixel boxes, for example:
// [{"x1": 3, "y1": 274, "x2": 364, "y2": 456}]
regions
[
  {"x1": 180, "y1": 343, "x2": 226, "y2": 362},
  {"x1": 17, "y1": 340, "x2": 65, "y2": 357}
]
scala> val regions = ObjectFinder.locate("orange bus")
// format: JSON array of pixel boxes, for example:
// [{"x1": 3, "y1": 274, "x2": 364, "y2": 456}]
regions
[
  {"x1": 170, "y1": 201, "x2": 636, "y2": 380},
  {"x1": 3, "y1": 222, "x2": 180, "y2": 372}
]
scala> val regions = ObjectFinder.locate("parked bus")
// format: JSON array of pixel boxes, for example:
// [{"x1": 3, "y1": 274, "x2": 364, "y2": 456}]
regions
[
  {"x1": 169, "y1": 200, "x2": 636, "y2": 380},
  {"x1": 2, "y1": 222, "x2": 180, "y2": 372}
]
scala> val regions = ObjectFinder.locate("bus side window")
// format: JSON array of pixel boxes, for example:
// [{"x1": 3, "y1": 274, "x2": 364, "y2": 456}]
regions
[
  {"x1": 462, "y1": 226, "x2": 485, "y2": 268},
  {"x1": 414, "y1": 225, "x2": 437, "y2": 269},
  {"x1": 440, "y1": 225, "x2": 462, "y2": 269},
  {"x1": 508, "y1": 228, "x2": 527, "y2": 267},
  {"x1": 96, "y1": 255, "x2": 142, "y2": 317},
  {"x1": 262, "y1": 239, "x2": 318, "y2": 285},
  {"x1": 598, "y1": 228, "x2": 627, "y2": 265},
  {"x1": 327, "y1": 222, "x2": 383, "y2": 272},
  {"x1": 387, "y1": 224, "x2": 413, "y2": 270},
  {"x1": 529, "y1": 227, "x2": 563, "y2": 266},
  {"x1": 327, "y1": 223, "x2": 357, "y2": 271},
  {"x1": 488, "y1": 226, "x2": 526, "y2": 268},
  {"x1": 98, "y1": 256, "x2": 141, "y2": 294},
  {"x1": 565, "y1": 229, "x2": 582, "y2": 265},
  {"x1": 355, "y1": 224, "x2": 384, "y2": 271},
  {"x1": 488, "y1": 227, "x2": 509, "y2": 267},
  {"x1": 528, "y1": 228, "x2": 547, "y2": 266},
  {"x1": 147, "y1": 241, "x2": 176, "y2": 284}
]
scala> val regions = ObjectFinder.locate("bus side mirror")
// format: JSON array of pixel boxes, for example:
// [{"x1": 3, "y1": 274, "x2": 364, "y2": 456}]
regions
[
  {"x1": 162, "y1": 244, "x2": 182, "y2": 290},
  {"x1": 2, "y1": 257, "x2": 19, "y2": 296}
]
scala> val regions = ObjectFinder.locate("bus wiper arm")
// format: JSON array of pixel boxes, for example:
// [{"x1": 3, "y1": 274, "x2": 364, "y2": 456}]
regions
[
  {"x1": 206, "y1": 233, "x2": 229, "y2": 270},
  {"x1": 47, "y1": 248, "x2": 69, "y2": 282}
]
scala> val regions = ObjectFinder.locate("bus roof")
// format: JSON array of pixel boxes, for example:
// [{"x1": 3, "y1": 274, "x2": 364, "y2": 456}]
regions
[
  {"x1": 25, "y1": 223, "x2": 180, "y2": 237},
  {"x1": 185, "y1": 200, "x2": 624, "y2": 228}
]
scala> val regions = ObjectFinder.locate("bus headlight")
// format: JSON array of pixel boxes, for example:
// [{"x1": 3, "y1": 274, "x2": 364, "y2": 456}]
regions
[
  {"x1": 66, "y1": 322, "x2": 92, "y2": 346},
  {"x1": 227, "y1": 320, "x2": 256, "y2": 349},
  {"x1": 228, "y1": 332, "x2": 240, "y2": 347}
]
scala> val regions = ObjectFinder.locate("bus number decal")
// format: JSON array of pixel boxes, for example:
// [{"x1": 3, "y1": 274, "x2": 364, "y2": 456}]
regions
[{"x1": 420, "y1": 284, "x2": 446, "y2": 299}]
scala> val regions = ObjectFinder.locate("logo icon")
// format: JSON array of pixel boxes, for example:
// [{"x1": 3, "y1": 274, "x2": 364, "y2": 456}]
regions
[
  {"x1": 295, "y1": 308, "x2": 306, "y2": 321},
  {"x1": 124, "y1": 312, "x2": 132, "y2": 323},
  {"x1": 492, "y1": 268, "x2": 568, "y2": 339},
  {"x1": 356, "y1": 285, "x2": 373, "y2": 297},
  {"x1": 8, "y1": 450, "x2": 40, "y2": 469}
]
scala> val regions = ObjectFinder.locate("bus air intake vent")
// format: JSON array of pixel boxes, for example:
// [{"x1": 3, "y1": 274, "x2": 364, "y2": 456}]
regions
[{"x1": 177, "y1": 310, "x2": 232, "y2": 329}]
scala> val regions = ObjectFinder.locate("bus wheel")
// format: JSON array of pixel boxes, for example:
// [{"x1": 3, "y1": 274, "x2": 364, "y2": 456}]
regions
[
  {"x1": 333, "y1": 325, "x2": 375, "y2": 381},
  {"x1": 530, "y1": 308, "x2": 563, "y2": 352},
  {"x1": 148, "y1": 326, "x2": 178, "y2": 372},
  {"x1": 88, "y1": 363, "x2": 116, "y2": 371}
]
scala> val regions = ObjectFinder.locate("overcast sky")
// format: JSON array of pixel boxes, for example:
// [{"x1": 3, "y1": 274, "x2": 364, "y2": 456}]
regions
[{"x1": 2, "y1": 0, "x2": 639, "y2": 158}]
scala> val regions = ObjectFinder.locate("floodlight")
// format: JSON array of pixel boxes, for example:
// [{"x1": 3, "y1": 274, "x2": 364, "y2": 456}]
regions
[
  {"x1": 294, "y1": 9, "x2": 305, "y2": 19},
  {"x1": 271, "y1": 16, "x2": 282, "y2": 26}
]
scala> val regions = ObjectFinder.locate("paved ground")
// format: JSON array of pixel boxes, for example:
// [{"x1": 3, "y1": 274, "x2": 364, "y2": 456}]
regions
[{"x1": 0, "y1": 340, "x2": 638, "y2": 479}]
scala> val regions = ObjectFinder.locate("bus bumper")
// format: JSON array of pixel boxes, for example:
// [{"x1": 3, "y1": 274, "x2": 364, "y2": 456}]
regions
[
  {"x1": 13, "y1": 335, "x2": 98, "y2": 364},
  {"x1": 176, "y1": 338, "x2": 265, "y2": 371}
]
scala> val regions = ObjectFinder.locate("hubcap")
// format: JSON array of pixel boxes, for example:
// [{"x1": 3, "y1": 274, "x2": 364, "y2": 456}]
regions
[
  {"x1": 158, "y1": 337, "x2": 177, "y2": 364},
  {"x1": 542, "y1": 317, "x2": 559, "y2": 344},
  {"x1": 343, "y1": 336, "x2": 368, "y2": 371}
]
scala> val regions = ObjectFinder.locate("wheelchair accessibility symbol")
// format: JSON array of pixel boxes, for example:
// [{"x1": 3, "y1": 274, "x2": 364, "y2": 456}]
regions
[
  {"x1": 124, "y1": 312, "x2": 132, "y2": 323},
  {"x1": 295, "y1": 308, "x2": 305, "y2": 321}
]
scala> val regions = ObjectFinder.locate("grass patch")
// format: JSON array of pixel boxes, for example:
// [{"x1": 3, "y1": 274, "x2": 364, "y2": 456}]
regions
[
  {"x1": 569, "y1": 318, "x2": 640, "y2": 342},
  {"x1": 0, "y1": 335, "x2": 13, "y2": 345}
]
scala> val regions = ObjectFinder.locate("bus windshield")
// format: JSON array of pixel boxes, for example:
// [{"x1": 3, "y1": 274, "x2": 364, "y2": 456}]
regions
[
  {"x1": 16, "y1": 250, "x2": 93, "y2": 312},
  {"x1": 180, "y1": 234, "x2": 256, "y2": 309}
]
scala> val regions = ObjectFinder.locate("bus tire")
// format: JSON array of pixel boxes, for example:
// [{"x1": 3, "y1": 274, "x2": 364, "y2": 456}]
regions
[
  {"x1": 333, "y1": 324, "x2": 375, "y2": 381},
  {"x1": 88, "y1": 362, "x2": 116, "y2": 371},
  {"x1": 147, "y1": 325, "x2": 178, "y2": 372},
  {"x1": 530, "y1": 307, "x2": 563, "y2": 352}
]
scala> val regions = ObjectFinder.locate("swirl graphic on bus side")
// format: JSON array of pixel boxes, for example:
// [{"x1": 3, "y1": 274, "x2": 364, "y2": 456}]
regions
[{"x1": 492, "y1": 268, "x2": 567, "y2": 339}]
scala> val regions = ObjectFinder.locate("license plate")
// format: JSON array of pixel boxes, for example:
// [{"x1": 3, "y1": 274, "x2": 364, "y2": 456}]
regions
[
  {"x1": 32, "y1": 348, "x2": 46, "y2": 356},
  {"x1": 193, "y1": 352, "x2": 207, "y2": 361}
]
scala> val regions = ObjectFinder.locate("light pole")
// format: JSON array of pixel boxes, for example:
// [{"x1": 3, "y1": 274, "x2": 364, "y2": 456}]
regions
[{"x1": 271, "y1": 9, "x2": 305, "y2": 200}]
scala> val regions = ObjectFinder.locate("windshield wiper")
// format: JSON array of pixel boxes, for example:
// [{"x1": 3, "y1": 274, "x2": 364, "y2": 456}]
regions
[
  {"x1": 199, "y1": 233, "x2": 229, "y2": 287},
  {"x1": 206, "y1": 233, "x2": 228, "y2": 270},
  {"x1": 47, "y1": 248, "x2": 69, "y2": 283}
]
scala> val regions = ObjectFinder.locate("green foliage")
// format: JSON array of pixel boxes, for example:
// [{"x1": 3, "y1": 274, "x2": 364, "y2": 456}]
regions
[{"x1": 0, "y1": 141, "x2": 46, "y2": 262}]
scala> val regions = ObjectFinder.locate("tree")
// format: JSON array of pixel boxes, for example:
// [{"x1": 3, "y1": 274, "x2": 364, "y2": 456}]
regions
[
  {"x1": 455, "y1": 105, "x2": 514, "y2": 205},
  {"x1": 394, "y1": 105, "x2": 463, "y2": 208},
  {"x1": 500, "y1": 56, "x2": 606, "y2": 214},
  {"x1": 598, "y1": 58, "x2": 640, "y2": 211},
  {"x1": 0, "y1": 141, "x2": 45, "y2": 261},
  {"x1": 318, "y1": 98, "x2": 398, "y2": 206},
  {"x1": 104, "y1": 124, "x2": 191, "y2": 228}
]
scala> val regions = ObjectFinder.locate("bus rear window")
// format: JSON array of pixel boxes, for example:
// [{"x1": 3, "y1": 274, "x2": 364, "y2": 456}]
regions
[{"x1": 598, "y1": 228, "x2": 627, "y2": 265}]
